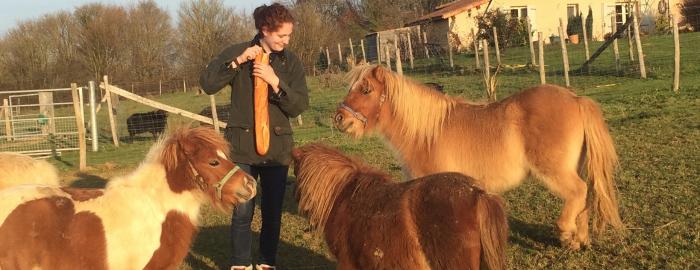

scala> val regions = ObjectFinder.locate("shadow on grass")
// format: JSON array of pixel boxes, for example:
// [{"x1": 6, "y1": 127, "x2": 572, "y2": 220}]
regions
[
  {"x1": 186, "y1": 225, "x2": 334, "y2": 270},
  {"x1": 68, "y1": 173, "x2": 108, "y2": 188},
  {"x1": 508, "y1": 217, "x2": 559, "y2": 249}
]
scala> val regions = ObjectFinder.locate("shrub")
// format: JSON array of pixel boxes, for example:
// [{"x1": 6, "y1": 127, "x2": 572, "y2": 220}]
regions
[
  {"x1": 567, "y1": 14, "x2": 583, "y2": 36},
  {"x1": 475, "y1": 9, "x2": 531, "y2": 50}
]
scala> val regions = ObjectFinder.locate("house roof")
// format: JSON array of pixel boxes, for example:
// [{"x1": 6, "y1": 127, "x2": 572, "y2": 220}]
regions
[{"x1": 406, "y1": 0, "x2": 488, "y2": 26}]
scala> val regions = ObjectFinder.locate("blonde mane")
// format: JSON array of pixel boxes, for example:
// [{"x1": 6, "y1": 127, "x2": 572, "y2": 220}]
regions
[
  {"x1": 347, "y1": 65, "x2": 458, "y2": 149},
  {"x1": 294, "y1": 144, "x2": 389, "y2": 233}
]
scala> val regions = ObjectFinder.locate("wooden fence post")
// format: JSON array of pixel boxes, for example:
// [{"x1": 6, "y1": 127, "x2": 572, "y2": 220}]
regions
[
  {"x1": 159, "y1": 80, "x2": 163, "y2": 96},
  {"x1": 385, "y1": 45, "x2": 392, "y2": 71},
  {"x1": 632, "y1": 3, "x2": 647, "y2": 79},
  {"x1": 558, "y1": 23, "x2": 571, "y2": 87},
  {"x1": 423, "y1": 31, "x2": 430, "y2": 58},
  {"x1": 337, "y1": 43, "x2": 343, "y2": 67},
  {"x1": 482, "y1": 39, "x2": 491, "y2": 94},
  {"x1": 325, "y1": 47, "x2": 331, "y2": 69},
  {"x1": 527, "y1": 18, "x2": 536, "y2": 67},
  {"x1": 104, "y1": 75, "x2": 119, "y2": 147},
  {"x1": 3, "y1": 99, "x2": 12, "y2": 141},
  {"x1": 71, "y1": 83, "x2": 86, "y2": 170},
  {"x1": 627, "y1": 15, "x2": 636, "y2": 61},
  {"x1": 581, "y1": 11, "x2": 591, "y2": 63},
  {"x1": 492, "y1": 27, "x2": 501, "y2": 66},
  {"x1": 349, "y1": 38, "x2": 355, "y2": 66},
  {"x1": 394, "y1": 37, "x2": 403, "y2": 75},
  {"x1": 377, "y1": 35, "x2": 382, "y2": 64},
  {"x1": 538, "y1": 32, "x2": 546, "y2": 84},
  {"x1": 673, "y1": 15, "x2": 680, "y2": 93},
  {"x1": 209, "y1": 95, "x2": 220, "y2": 133},
  {"x1": 447, "y1": 32, "x2": 454, "y2": 69},
  {"x1": 360, "y1": 39, "x2": 367, "y2": 63},
  {"x1": 612, "y1": 16, "x2": 621, "y2": 75},
  {"x1": 406, "y1": 32, "x2": 414, "y2": 69},
  {"x1": 472, "y1": 29, "x2": 480, "y2": 69}
]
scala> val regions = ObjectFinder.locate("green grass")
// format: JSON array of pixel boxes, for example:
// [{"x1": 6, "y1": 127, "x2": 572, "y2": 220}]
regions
[{"x1": 50, "y1": 33, "x2": 700, "y2": 269}]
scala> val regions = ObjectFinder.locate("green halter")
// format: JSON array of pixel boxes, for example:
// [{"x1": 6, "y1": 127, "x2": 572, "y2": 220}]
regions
[{"x1": 215, "y1": 165, "x2": 241, "y2": 201}]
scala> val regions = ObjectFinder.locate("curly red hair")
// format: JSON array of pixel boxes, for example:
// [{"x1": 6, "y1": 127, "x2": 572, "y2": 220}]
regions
[{"x1": 253, "y1": 3, "x2": 295, "y2": 33}]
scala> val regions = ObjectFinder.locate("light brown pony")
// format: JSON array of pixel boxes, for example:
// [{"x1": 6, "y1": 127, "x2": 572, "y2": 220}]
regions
[
  {"x1": 334, "y1": 65, "x2": 623, "y2": 250},
  {"x1": 0, "y1": 127, "x2": 257, "y2": 269},
  {"x1": 292, "y1": 143, "x2": 508, "y2": 270},
  {"x1": 0, "y1": 152, "x2": 60, "y2": 189}
]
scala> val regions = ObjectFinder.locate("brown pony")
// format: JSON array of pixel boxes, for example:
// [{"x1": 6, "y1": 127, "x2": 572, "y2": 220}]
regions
[
  {"x1": 292, "y1": 143, "x2": 508, "y2": 270},
  {"x1": 0, "y1": 127, "x2": 257, "y2": 270},
  {"x1": 334, "y1": 65, "x2": 624, "y2": 250}
]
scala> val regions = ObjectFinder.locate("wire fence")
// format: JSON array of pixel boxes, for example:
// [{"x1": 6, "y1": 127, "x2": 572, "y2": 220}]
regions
[{"x1": 0, "y1": 88, "x2": 84, "y2": 157}]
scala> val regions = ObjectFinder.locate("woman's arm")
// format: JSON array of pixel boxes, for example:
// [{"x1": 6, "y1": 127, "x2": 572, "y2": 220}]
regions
[
  {"x1": 270, "y1": 56, "x2": 309, "y2": 118},
  {"x1": 199, "y1": 45, "x2": 242, "y2": 95}
]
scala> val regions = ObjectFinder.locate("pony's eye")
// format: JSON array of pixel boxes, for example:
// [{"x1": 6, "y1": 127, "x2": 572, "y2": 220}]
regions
[
  {"x1": 361, "y1": 87, "x2": 371, "y2": 95},
  {"x1": 208, "y1": 160, "x2": 220, "y2": 167}
]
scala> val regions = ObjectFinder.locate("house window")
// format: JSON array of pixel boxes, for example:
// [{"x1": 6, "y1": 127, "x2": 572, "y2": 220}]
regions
[
  {"x1": 567, "y1": 4, "x2": 579, "y2": 18},
  {"x1": 614, "y1": 4, "x2": 630, "y2": 29},
  {"x1": 510, "y1": 6, "x2": 528, "y2": 18}
]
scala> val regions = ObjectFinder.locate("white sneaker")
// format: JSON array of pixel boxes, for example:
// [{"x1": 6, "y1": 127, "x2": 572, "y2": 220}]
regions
[
  {"x1": 231, "y1": 265, "x2": 253, "y2": 270},
  {"x1": 255, "y1": 264, "x2": 276, "y2": 270}
]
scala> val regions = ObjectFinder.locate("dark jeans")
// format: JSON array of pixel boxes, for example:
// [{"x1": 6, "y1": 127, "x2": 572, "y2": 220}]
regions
[{"x1": 231, "y1": 163, "x2": 288, "y2": 267}]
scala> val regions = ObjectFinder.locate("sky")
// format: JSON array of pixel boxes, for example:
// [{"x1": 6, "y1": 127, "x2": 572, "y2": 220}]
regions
[{"x1": 0, "y1": 0, "x2": 271, "y2": 36}]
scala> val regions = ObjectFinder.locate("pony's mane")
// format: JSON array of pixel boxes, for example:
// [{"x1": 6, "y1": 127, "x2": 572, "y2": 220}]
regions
[
  {"x1": 347, "y1": 65, "x2": 458, "y2": 149},
  {"x1": 158, "y1": 126, "x2": 231, "y2": 171},
  {"x1": 294, "y1": 143, "x2": 389, "y2": 233}
]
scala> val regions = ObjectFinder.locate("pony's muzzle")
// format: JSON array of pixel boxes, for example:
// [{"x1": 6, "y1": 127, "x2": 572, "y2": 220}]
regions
[{"x1": 238, "y1": 175, "x2": 257, "y2": 202}]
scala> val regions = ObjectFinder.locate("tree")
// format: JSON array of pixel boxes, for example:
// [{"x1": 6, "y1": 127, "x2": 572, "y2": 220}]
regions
[
  {"x1": 176, "y1": 0, "x2": 254, "y2": 81},
  {"x1": 585, "y1": 6, "x2": 593, "y2": 40},
  {"x1": 73, "y1": 3, "x2": 130, "y2": 82},
  {"x1": 124, "y1": 0, "x2": 174, "y2": 82},
  {"x1": 285, "y1": 0, "x2": 345, "y2": 69}
]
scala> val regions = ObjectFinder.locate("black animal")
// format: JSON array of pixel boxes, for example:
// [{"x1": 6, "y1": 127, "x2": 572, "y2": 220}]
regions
[
  {"x1": 199, "y1": 105, "x2": 230, "y2": 126},
  {"x1": 126, "y1": 109, "x2": 168, "y2": 141},
  {"x1": 425, "y1": 82, "x2": 444, "y2": 92}
]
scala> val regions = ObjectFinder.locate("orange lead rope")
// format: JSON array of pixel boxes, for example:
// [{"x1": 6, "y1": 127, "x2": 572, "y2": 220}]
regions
[{"x1": 254, "y1": 52, "x2": 270, "y2": 156}]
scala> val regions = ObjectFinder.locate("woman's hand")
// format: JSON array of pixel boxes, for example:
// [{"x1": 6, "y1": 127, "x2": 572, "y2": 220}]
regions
[
  {"x1": 253, "y1": 62, "x2": 281, "y2": 92},
  {"x1": 234, "y1": 45, "x2": 263, "y2": 66}
]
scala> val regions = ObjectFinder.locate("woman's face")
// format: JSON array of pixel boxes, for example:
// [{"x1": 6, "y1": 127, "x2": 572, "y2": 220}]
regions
[{"x1": 261, "y1": 22, "x2": 293, "y2": 52}]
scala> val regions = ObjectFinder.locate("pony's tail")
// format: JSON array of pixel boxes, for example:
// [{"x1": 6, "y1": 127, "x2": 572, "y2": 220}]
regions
[
  {"x1": 579, "y1": 97, "x2": 624, "y2": 234},
  {"x1": 476, "y1": 191, "x2": 508, "y2": 270}
]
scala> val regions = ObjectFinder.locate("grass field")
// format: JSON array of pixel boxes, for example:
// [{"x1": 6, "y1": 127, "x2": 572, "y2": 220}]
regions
[{"x1": 48, "y1": 33, "x2": 700, "y2": 269}]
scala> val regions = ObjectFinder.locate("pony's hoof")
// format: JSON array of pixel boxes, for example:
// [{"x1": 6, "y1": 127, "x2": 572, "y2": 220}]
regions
[
  {"x1": 560, "y1": 232, "x2": 581, "y2": 251},
  {"x1": 577, "y1": 235, "x2": 591, "y2": 248}
]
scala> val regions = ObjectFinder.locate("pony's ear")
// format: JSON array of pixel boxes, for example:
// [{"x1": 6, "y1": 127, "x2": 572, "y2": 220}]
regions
[
  {"x1": 371, "y1": 65, "x2": 387, "y2": 84},
  {"x1": 161, "y1": 138, "x2": 179, "y2": 173},
  {"x1": 178, "y1": 137, "x2": 197, "y2": 157}
]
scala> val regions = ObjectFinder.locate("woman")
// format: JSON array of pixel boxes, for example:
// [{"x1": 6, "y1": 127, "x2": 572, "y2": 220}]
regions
[{"x1": 199, "y1": 4, "x2": 309, "y2": 270}]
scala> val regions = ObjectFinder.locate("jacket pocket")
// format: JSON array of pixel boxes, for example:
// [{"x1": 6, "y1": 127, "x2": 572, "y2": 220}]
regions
[
  {"x1": 273, "y1": 126, "x2": 293, "y2": 136},
  {"x1": 225, "y1": 126, "x2": 254, "y2": 156}
]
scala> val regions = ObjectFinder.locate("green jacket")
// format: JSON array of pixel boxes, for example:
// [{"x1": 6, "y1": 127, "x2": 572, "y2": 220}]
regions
[{"x1": 200, "y1": 36, "x2": 309, "y2": 166}]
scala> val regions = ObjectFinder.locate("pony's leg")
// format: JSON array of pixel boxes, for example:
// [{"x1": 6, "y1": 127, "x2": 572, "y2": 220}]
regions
[
  {"x1": 538, "y1": 171, "x2": 588, "y2": 250},
  {"x1": 576, "y1": 208, "x2": 591, "y2": 247}
]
